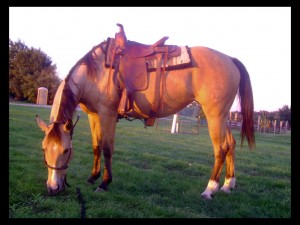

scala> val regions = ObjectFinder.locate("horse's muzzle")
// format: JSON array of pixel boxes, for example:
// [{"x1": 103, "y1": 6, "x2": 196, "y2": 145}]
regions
[
  {"x1": 47, "y1": 178, "x2": 66, "y2": 195},
  {"x1": 47, "y1": 183, "x2": 65, "y2": 195}
]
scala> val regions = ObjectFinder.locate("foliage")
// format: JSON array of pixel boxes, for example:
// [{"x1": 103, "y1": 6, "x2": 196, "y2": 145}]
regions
[
  {"x1": 252, "y1": 105, "x2": 291, "y2": 129},
  {"x1": 257, "y1": 111, "x2": 269, "y2": 132},
  {"x1": 278, "y1": 105, "x2": 291, "y2": 127},
  {"x1": 9, "y1": 39, "x2": 61, "y2": 104}
]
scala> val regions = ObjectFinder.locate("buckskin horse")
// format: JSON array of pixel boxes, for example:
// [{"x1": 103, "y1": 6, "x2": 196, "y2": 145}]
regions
[{"x1": 36, "y1": 24, "x2": 255, "y2": 200}]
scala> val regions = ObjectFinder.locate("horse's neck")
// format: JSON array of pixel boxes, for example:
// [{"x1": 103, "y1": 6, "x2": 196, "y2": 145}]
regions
[
  {"x1": 50, "y1": 78, "x2": 80, "y2": 123},
  {"x1": 49, "y1": 42, "x2": 119, "y2": 123}
]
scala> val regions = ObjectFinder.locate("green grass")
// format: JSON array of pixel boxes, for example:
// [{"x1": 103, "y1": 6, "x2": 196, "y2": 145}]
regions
[{"x1": 9, "y1": 104, "x2": 291, "y2": 218}]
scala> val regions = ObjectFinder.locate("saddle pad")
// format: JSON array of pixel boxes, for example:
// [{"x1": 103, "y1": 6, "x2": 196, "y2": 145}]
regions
[{"x1": 147, "y1": 46, "x2": 193, "y2": 72}]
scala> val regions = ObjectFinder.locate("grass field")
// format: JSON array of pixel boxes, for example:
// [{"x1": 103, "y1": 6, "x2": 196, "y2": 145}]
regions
[{"x1": 9, "y1": 104, "x2": 291, "y2": 218}]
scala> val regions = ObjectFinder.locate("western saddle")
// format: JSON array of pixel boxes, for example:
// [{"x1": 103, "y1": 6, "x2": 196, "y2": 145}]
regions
[{"x1": 111, "y1": 23, "x2": 182, "y2": 126}]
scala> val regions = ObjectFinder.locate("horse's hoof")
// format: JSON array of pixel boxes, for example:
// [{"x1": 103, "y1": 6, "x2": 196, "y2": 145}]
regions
[
  {"x1": 94, "y1": 187, "x2": 107, "y2": 192},
  {"x1": 220, "y1": 177, "x2": 236, "y2": 193},
  {"x1": 220, "y1": 186, "x2": 231, "y2": 193},
  {"x1": 200, "y1": 192, "x2": 212, "y2": 200},
  {"x1": 87, "y1": 180, "x2": 93, "y2": 185},
  {"x1": 201, "y1": 180, "x2": 218, "y2": 200},
  {"x1": 87, "y1": 178, "x2": 95, "y2": 185},
  {"x1": 87, "y1": 173, "x2": 101, "y2": 185}
]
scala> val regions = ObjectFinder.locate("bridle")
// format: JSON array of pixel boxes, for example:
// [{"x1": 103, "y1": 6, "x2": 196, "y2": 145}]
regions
[
  {"x1": 43, "y1": 115, "x2": 80, "y2": 171},
  {"x1": 43, "y1": 115, "x2": 80, "y2": 189}
]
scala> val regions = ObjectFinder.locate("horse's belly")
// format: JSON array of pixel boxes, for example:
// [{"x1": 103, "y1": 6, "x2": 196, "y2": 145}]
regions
[{"x1": 129, "y1": 70, "x2": 195, "y2": 118}]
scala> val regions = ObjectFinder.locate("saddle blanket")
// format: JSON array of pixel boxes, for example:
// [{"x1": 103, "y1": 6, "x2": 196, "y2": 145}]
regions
[{"x1": 146, "y1": 46, "x2": 192, "y2": 72}]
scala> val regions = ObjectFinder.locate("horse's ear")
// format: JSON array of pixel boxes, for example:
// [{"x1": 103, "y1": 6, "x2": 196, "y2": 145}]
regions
[
  {"x1": 36, "y1": 115, "x2": 49, "y2": 133},
  {"x1": 63, "y1": 119, "x2": 73, "y2": 133}
]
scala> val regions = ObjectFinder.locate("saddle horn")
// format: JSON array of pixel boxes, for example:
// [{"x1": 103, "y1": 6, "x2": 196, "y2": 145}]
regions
[
  {"x1": 116, "y1": 23, "x2": 124, "y2": 33},
  {"x1": 115, "y1": 23, "x2": 127, "y2": 51}
]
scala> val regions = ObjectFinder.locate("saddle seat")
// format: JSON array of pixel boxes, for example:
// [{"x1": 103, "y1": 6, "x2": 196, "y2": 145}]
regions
[{"x1": 122, "y1": 36, "x2": 178, "y2": 58}]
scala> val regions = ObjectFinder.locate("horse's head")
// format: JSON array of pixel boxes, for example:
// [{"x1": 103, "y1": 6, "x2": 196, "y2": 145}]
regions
[{"x1": 36, "y1": 115, "x2": 76, "y2": 195}]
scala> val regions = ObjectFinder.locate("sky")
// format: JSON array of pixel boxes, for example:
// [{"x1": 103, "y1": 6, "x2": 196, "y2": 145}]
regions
[{"x1": 9, "y1": 7, "x2": 291, "y2": 112}]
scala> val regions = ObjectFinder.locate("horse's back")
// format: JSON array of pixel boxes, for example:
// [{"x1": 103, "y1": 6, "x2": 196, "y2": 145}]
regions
[{"x1": 190, "y1": 46, "x2": 237, "y2": 71}]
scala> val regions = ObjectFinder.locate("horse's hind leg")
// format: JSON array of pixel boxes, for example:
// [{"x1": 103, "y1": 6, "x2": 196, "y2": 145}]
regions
[
  {"x1": 200, "y1": 114, "x2": 234, "y2": 199},
  {"x1": 220, "y1": 127, "x2": 236, "y2": 193}
]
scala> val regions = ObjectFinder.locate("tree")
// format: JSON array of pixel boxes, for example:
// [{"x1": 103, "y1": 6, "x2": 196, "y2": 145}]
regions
[
  {"x1": 258, "y1": 110, "x2": 269, "y2": 133},
  {"x1": 9, "y1": 39, "x2": 61, "y2": 104},
  {"x1": 278, "y1": 105, "x2": 291, "y2": 128}
]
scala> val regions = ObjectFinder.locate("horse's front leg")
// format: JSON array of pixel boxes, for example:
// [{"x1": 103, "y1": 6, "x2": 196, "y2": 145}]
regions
[
  {"x1": 95, "y1": 140, "x2": 113, "y2": 192},
  {"x1": 87, "y1": 113, "x2": 102, "y2": 184},
  {"x1": 87, "y1": 145, "x2": 101, "y2": 184},
  {"x1": 94, "y1": 111, "x2": 117, "y2": 192}
]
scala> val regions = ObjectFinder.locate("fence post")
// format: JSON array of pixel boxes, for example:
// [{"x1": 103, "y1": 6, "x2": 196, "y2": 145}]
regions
[
  {"x1": 171, "y1": 114, "x2": 178, "y2": 134},
  {"x1": 36, "y1": 87, "x2": 48, "y2": 105},
  {"x1": 235, "y1": 112, "x2": 238, "y2": 122}
]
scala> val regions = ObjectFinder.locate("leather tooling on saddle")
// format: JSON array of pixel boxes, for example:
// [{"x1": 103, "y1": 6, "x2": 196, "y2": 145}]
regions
[{"x1": 105, "y1": 24, "x2": 193, "y2": 126}]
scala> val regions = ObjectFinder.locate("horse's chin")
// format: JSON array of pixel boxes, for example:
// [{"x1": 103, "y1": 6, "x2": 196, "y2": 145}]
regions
[{"x1": 48, "y1": 184, "x2": 65, "y2": 196}]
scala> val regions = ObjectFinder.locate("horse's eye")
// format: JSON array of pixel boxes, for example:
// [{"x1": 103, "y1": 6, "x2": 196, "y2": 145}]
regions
[{"x1": 63, "y1": 148, "x2": 69, "y2": 154}]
